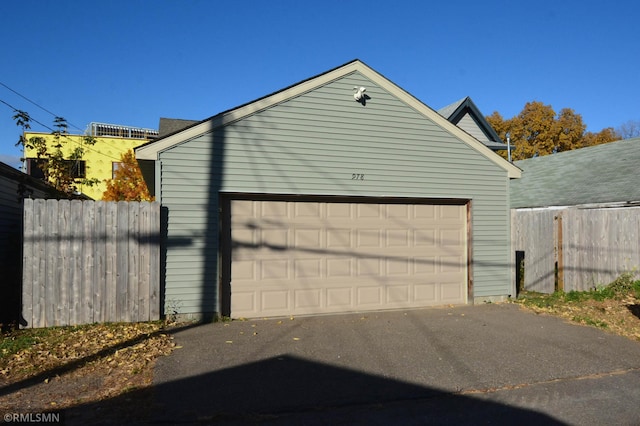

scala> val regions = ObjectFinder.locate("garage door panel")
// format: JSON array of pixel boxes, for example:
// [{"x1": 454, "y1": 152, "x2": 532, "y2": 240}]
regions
[
  {"x1": 357, "y1": 204, "x2": 382, "y2": 218},
  {"x1": 414, "y1": 256, "x2": 437, "y2": 274},
  {"x1": 261, "y1": 201, "x2": 288, "y2": 217},
  {"x1": 233, "y1": 229, "x2": 255, "y2": 248},
  {"x1": 441, "y1": 282, "x2": 464, "y2": 301},
  {"x1": 414, "y1": 204, "x2": 436, "y2": 219},
  {"x1": 387, "y1": 204, "x2": 410, "y2": 219},
  {"x1": 414, "y1": 284, "x2": 436, "y2": 302},
  {"x1": 261, "y1": 229, "x2": 288, "y2": 248},
  {"x1": 293, "y1": 202, "x2": 318, "y2": 217},
  {"x1": 386, "y1": 258, "x2": 411, "y2": 275},
  {"x1": 294, "y1": 229, "x2": 322, "y2": 248},
  {"x1": 356, "y1": 257, "x2": 382, "y2": 276},
  {"x1": 262, "y1": 290, "x2": 289, "y2": 312},
  {"x1": 327, "y1": 287, "x2": 352, "y2": 307},
  {"x1": 294, "y1": 259, "x2": 321, "y2": 278},
  {"x1": 233, "y1": 291, "x2": 256, "y2": 314},
  {"x1": 327, "y1": 258, "x2": 352, "y2": 277},
  {"x1": 229, "y1": 199, "x2": 467, "y2": 318},
  {"x1": 440, "y1": 204, "x2": 464, "y2": 220},
  {"x1": 294, "y1": 289, "x2": 322, "y2": 309},
  {"x1": 440, "y1": 255, "x2": 464, "y2": 273},
  {"x1": 386, "y1": 229, "x2": 410, "y2": 247},
  {"x1": 387, "y1": 285, "x2": 410, "y2": 303},
  {"x1": 357, "y1": 229, "x2": 382, "y2": 247},
  {"x1": 233, "y1": 260, "x2": 256, "y2": 280},
  {"x1": 261, "y1": 259, "x2": 290, "y2": 280},
  {"x1": 327, "y1": 203, "x2": 351, "y2": 217},
  {"x1": 440, "y1": 228, "x2": 464, "y2": 246},
  {"x1": 327, "y1": 229, "x2": 351, "y2": 248},
  {"x1": 357, "y1": 286, "x2": 383, "y2": 305},
  {"x1": 415, "y1": 229, "x2": 437, "y2": 247}
]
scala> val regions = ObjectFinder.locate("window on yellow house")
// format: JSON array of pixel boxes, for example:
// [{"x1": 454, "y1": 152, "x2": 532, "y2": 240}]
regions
[
  {"x1": 26, "y1": 158, "x2": 45, "y2": 180},
  {"x1": 66, "y1": 160, "x2": 86, "y2": 179},
  {"x1": 26, "y1": 158, "x2": 86, "y2": 179}
]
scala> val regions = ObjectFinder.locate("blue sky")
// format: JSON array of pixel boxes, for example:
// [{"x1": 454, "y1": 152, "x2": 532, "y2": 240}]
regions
[{"x1": 1, "y1": 0, "x2": 638, "y2": 168}]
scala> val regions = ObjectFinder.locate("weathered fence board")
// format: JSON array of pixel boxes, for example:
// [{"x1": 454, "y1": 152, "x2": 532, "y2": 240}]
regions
[
  {"x1": 562, "y1": 208, "x2": 640, "y2": 291},
  {"x1": 22, "y1": 199, "x2": 160, "y2": 328},
  {"x1": 511, "y1": 209, "x2": 557, "y2": 293},
  {"x1": 512, "y1": 207, "x2": 640, "y2": 293}
]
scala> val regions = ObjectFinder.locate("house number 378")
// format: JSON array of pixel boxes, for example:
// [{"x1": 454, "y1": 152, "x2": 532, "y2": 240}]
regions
[{"x1": 352, "y1": 173, "x2": 365, "y2": 180}]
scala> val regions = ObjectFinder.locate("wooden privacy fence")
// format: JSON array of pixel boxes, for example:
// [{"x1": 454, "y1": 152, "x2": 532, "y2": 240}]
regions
[
  {"x1": 512, "y1": 208, "x2": 640, "y2": 293},
  {"x1": 22, "y1": 199, "x2": 161, "y2": 328}
]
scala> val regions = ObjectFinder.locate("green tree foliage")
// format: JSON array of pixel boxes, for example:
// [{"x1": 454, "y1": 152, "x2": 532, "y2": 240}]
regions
[
  {"x1": 102, "y1": 149, "x2": 154, "y2": 201},
  {"x1": 486, "y1": 101, "x2": 620, "y2": 161},
  {"x1": 14, "y1": 111, "x2": 97, "y2": 195}
]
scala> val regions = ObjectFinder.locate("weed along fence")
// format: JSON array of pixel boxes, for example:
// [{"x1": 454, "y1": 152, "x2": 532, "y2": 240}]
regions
[
  {"x1": 22, "y1": 199, "x2": 161, "y2": 328},
  {"x1": 512, "y1": 207, "x2": 640, "y2": 294}
]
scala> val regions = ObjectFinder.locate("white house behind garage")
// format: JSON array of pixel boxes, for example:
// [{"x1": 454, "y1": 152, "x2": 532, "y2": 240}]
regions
[{"x1": 135, "y1": 60, "x2": 520, "y2": 320}]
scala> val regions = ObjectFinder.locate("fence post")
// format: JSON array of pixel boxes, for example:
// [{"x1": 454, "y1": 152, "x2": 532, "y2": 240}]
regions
[{"x1": 555, "y1": 212, "x2": 564, "y2": 292}]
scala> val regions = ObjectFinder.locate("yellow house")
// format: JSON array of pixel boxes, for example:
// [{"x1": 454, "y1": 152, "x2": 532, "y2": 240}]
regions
[{"x1": 24, "y1": 122, "x2": 158, "y2": 200}]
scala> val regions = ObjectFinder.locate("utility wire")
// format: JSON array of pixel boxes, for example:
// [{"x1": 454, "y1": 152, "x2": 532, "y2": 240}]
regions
[
  {"x1": 1, "y1": 98, "x2": 124, "y2": 162},
  {"x1": 0, "y1": 81, "x2": 85, "y2": 133},
  {"x1": 1, "y1": 98, "x2": 58, "y2": 133}
]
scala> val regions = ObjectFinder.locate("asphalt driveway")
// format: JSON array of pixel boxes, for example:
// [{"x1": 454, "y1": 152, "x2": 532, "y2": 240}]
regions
[{"x1": 152, "y1": 304, "x2": 640, "y2": 425}]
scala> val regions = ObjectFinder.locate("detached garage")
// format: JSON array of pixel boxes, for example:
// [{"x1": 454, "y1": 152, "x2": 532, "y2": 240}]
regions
[{"x1": 136, "y1": 60, "x2": 520, "y2": 320}]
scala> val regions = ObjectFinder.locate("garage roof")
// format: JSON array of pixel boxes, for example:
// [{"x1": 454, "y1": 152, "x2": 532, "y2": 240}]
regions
[{"x1": 135, "y1": 60, "x2": 520, "y2": 179}]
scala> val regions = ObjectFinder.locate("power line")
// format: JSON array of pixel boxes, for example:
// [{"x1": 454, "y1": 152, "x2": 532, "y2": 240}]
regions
[
  {"x1": 1, "y1": 98, "x2": 57, "y2": 133},
  {"x1": 1, "y1": 98, "x2": 124, "y2": 162},
  {"x1": 0, "y1": 81, "x2": 84, "y2": 133}
]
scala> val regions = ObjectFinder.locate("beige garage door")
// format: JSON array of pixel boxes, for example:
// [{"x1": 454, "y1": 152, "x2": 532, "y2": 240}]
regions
[{"x1": 229, "y1": 199, "x2": 467, "y2": 318}]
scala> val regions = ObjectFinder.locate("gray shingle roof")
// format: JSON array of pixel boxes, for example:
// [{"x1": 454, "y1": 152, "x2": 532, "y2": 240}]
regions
[
  {"x1": 437, "y1": 97, "x2": 467, "y2": 120},
  {"x1": 510, "y1": 138, "x2": 640, "y2": 208},
  {"x1": 158, "y1": 118, "x2": 200, "y2": 138}
]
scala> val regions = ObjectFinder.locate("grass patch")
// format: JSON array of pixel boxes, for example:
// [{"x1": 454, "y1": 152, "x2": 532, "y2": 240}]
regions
[
  {"x1": 518, "y1": 272, "x2": 640, "y2": 308},
  {"x1": 0, "y1": 327, "x2": 56, "y2": 360},
  {"x1": 515, "y1": 272, "x2": 640, "y2": 340},
  {"x1": 572, "y1": 316, "x2": 609, "y2": 329}
]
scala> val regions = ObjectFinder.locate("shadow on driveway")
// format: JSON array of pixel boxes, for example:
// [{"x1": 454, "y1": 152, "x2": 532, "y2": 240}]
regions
[
  {"x1": 64, "y1": 304, "x2": 640, "y2": 424},
  {"x1": 66, "y1": 352, "x2": 564, "y2": 425},
  {"x1": 151, "y1": 353, "x2": 566, "y2": 425}
]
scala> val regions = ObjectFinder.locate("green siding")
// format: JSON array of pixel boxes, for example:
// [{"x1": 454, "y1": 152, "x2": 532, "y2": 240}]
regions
[{"x1": 159, "y1": 71, "x2": 512, "y2": 315}]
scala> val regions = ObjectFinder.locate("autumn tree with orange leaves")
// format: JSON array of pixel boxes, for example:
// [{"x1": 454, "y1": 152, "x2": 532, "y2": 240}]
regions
[
  {"x1": 487, "y1": 101, "x2": 620, "y2": 161},
  {"x1": 102, "y1": 149, "x2": 154, "y2": 201}
]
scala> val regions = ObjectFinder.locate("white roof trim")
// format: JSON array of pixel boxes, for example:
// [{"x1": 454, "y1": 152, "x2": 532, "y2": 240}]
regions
[{"x1": 135, "y1": 60, "x2": 521, "y2": 178}]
